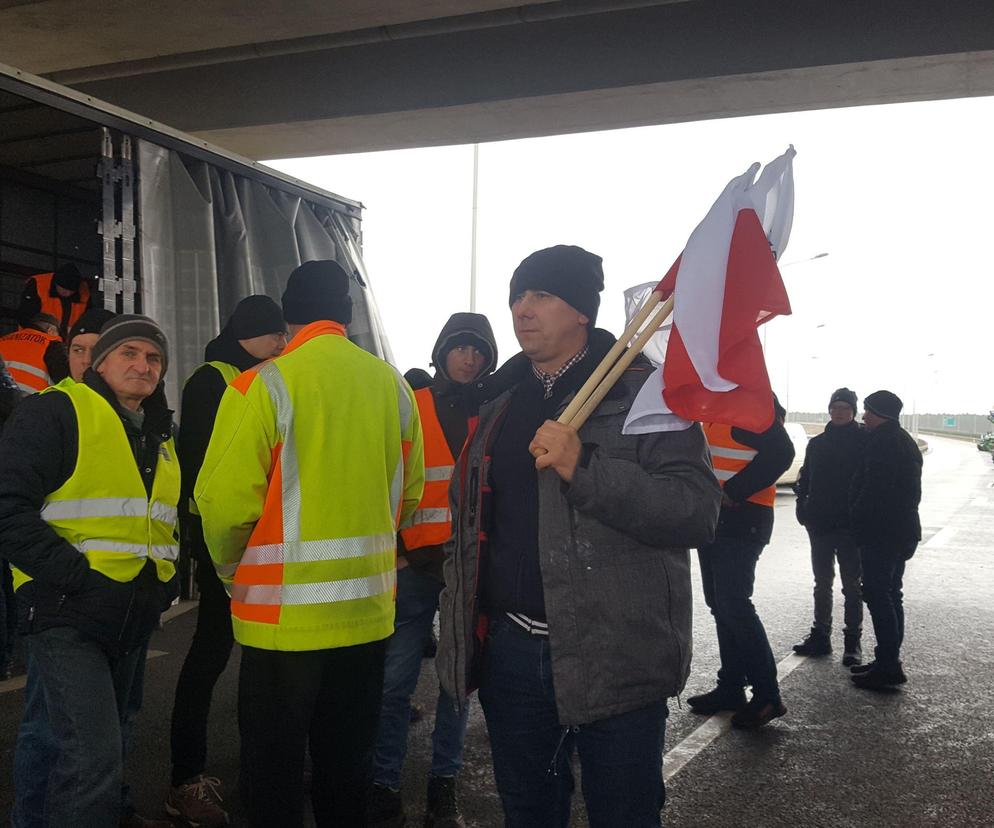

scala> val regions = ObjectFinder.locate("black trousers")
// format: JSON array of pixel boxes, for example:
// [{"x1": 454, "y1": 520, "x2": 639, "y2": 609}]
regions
[
  {"x1": 861, "y1": 540, "x2": 915, "y2": 668},
  {"x1": 169, "y1": 545, "x2": 234, "y2": 786},
  {"x1": 239, "y1": 638, "x2": 387, "y2": 828}
]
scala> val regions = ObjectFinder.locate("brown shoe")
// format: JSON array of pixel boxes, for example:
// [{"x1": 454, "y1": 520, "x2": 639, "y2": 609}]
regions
[{"x1": 165, "y1": 774, "x2": 230, "y2": 827}]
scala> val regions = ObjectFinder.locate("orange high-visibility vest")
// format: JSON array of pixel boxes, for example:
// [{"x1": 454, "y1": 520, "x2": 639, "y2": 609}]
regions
[
  {"x1": 31, "y1": 272, "x2": 91, "y2": 334},
  {"x1": 399, "y1": 387, "x2": 455, "y2": 550},
  {"x1": 704, "y1": 422, "x2": 776, "y2": 507},
  {"x1": 0, "y1": 328, "x2": 59, "y2": 393}
]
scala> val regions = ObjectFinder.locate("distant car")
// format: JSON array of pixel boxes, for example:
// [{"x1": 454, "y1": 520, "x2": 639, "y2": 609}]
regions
[{"x1": 777, "y1": 422, "x2": 809, "y2": 486}]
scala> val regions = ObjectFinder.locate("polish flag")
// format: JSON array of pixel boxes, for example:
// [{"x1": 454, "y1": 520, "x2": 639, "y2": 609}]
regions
[{"x1": 624, "y1": 147, "x2": 795, "y2": 435}]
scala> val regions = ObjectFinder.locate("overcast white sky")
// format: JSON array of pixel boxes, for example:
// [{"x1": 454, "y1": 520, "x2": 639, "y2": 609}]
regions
[{"x1": 270, "y1": 96, "x2": 992, "y2": 415}]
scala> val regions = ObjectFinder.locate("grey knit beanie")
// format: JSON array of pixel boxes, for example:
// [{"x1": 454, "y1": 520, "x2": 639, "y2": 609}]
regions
[{"x1": 91, "y1": 314, "x2": 169, "y2": 376}]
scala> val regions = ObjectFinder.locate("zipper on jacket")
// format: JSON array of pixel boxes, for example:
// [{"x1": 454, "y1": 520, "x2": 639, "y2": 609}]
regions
[{"x1": 468, "y1": 463, "x2": 479, "y2": 529}]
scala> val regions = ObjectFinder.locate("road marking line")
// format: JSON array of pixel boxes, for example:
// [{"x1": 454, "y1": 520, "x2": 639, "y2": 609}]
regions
[
  {"x1": 663, "y1": 652, "x2": 807, "y2": 781},
  {"x1": 925, "y1": 526, "x2": 957, "y2": 548},
  {"x1": 0, "y1": 649, "x2": 168, "y2": 696}
]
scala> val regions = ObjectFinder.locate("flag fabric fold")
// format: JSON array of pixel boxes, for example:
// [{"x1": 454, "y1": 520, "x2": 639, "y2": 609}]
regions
[{"x1": 624, "y1": 146, "x2": 795, "y2": 435}]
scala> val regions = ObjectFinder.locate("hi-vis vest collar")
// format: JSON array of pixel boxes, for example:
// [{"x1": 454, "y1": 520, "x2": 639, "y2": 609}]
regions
[{"x1": 399, "y1": 387, "x2": 454, "y2": 550}]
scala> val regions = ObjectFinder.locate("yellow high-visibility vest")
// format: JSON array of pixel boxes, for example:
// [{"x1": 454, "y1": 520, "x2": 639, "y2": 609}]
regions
[
  {"x1": 196, "y1": 320, "x2": 425, "y2": 652},
  {"x1": 183, "y1": 360, "x2": 241, "y2": 517},
  {"x1": 13, "y1": 378, "x2": 180, "y2": 590}
]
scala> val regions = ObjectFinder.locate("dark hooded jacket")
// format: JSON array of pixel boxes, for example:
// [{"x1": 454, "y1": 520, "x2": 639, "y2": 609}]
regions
[
  {"x1": 0, "y1": 370, "x2": 177, "y2": 655},
  {"x1": 400, "y1": 313, "x2": 497, "y2": 577},
  {"x1": 438, "y1": 328, "x2": 722, "y2": 725}
]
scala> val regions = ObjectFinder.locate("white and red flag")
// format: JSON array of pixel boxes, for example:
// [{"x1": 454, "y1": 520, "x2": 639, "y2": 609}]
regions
[{"x1": 624, "y1": 146, "x2": 795, "y2": 435}]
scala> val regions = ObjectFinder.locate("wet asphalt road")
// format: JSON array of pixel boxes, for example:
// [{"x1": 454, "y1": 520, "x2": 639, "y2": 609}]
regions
[{"x1": 0, "y1": 434, "x2": 991, "y2": 827}]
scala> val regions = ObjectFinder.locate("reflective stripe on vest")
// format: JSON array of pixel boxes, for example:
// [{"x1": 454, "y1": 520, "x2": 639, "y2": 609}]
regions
[
  {"x1": 185, "y1": 361, "x2": 241, "y2": 516},
  {"x1": 11, "y1": 378, "x2": 180, "y2": 590},
  {"x1": 229, "y1": 347, "x2": 408, "y2": 639},
  {"x1": 33, "y1": 272, "x2": 91, "y2": 334},
  {"x1": 398, "y1": 387, "x2": 455, "y2": 550},
  {"x1": 704, "y1": 422, "x2": 776, "y2": 507},
  {"x1": 0, "y1": 329, "x2": 58, "y2": 393}
]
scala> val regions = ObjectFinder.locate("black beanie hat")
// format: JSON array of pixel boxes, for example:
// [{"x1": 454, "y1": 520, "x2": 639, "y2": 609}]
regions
[
  {"x1": 228, "y1": 295, "x2": 286, "y2": 340},
  {"x1": 91, "y1": 314, "x2": 169, "y2": 377},
  {"x1": 69, "y1": 308, "x2": 116, "y2": 344},
  {"x1": 281, "y1": 260, "x2": 353, "y2": 326},
  {"x1": 829, "y1": 387, "x2": 858, "y2": 413},
  {"x1": 53, "y1": 263, "x2": 81, "y2": 292},
  {"x1": 864, "y1": 389, "x2": 903, "y2": 420},
  {"x1": 508, "y1": 245, "x2": 604, "y2": 324}
]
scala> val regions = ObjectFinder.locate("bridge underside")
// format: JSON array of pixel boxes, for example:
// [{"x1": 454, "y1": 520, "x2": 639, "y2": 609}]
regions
[{"x1": 3, "y1": 1, "x2": 994, "y2": 158}]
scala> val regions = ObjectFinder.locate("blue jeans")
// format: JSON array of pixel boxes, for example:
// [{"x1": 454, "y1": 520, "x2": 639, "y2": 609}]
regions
[
  {"x1": 698, "y1": 537, "x2": 780, "y2": 702},
  {"x1": 478, "y1": 615, "x2": 668, "y2": 828},
  {"x1": 861, "y1": 541, "x2": 913, "y2": 668},
  {"x1": 373, "y1": 564, "x2": 469, "y2": 790},
  {"x1": 12, "y1": 628, "x2": 148, "y2": 827}
]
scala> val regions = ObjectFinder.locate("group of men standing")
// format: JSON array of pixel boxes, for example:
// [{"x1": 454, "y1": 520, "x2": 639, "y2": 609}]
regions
[{"x1": 0, "y1": 245, "x2": 923, "y2": 828}]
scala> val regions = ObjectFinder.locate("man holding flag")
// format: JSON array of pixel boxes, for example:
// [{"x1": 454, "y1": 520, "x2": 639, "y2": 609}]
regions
[{"x1": 438, "y1": 245, "x2": 721, "y2": 827}]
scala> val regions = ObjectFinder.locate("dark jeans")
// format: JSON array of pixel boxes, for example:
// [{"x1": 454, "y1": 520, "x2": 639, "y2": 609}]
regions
[
  {"x1": 170, "y1": 554, "x2": 234, "y2": 785},
  {"x1": 239, "y1": 639, "x2": 387, "y2": 828},
  {"x1": 861, "y1": 541, "x2": 914, "y2": 667},
  {"x1": 478, "y1": 615, "x2": 668, "y2": 828},
  {"x1": 698, "y1": 537, "x2": 780, "y2": 702},
  {"x1": 808, "y1": 529, "x2": 863, "y2": 635},
  {"x1": 373, "y1": 564, "x2": 468, "y2": 790},
  {"x1": 14, "y1": 627, "x2": 147, "y2": 827}
]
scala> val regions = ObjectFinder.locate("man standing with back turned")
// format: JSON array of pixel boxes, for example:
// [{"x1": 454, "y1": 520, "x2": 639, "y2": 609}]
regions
[{"x1": 195, "y1": 260, "x2": 424, "y2": 827}]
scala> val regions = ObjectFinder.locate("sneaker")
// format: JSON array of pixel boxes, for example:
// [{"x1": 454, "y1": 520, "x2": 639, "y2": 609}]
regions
[
  {"x1": 425, "y1": 775, "x2": 465, "y2": 828},
  {"x1": 367, "y1": 783, "x2": 406, "y2": 828},
  {"x1": 792, "y1": 628, "x2": 832, "y2": 656},
  {"x1": 120, "y1": 815, "x2": 175, "y2": 828},
  {"x1": 686, "y1": 686, "x2": 747, "y2": 715},
  {"x1": 165, "y1": 775, "x2": 229, "y2": 827},
  {"x1": 851, "y1": 663, "x2": 907, "y2": 690},
  {"x1": 730, "y1": 696, "x2": 787, "y2": 729},
  {"x1": 842, "y1": 632, "x2": 862, "y2": 667}
]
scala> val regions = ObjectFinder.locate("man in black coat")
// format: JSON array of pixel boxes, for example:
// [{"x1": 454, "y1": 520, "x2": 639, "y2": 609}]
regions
[
  {"x1": 792, "y1": 388, "x2": 866, "y2": 665},
  {"x1": 166, "y1": 295, "x2": 287, "y2": 827},
  {"x1": 848, "y1": 390, "x2": 922, "y2": 690}
]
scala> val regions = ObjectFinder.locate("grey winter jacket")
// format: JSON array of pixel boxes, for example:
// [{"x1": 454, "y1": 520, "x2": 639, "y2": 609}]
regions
[{"x1": 437, "y1": 356, "x2": 721, "y2": 726}]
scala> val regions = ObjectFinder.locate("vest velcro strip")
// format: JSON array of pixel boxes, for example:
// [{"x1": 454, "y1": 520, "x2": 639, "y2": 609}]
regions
[{"x1": 231, "y1": 570, "x2": 396, "y2": 606}]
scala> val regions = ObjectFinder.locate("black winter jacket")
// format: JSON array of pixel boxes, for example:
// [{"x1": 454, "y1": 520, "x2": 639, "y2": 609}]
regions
[
  {"x1": 849, "y1": 419, "x2": 922, "y2": 548},
  {"x1": 795, "y1": 421, "x2": 865, "y2": 534},
  {"x1": 0, "y1": 370, "x2": 178, "y2": 655}
]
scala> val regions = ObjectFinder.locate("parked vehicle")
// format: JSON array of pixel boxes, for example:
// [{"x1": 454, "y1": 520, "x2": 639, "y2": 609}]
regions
[{"x1": 778, "y1": 422, "x2": 809, "y2": 486}]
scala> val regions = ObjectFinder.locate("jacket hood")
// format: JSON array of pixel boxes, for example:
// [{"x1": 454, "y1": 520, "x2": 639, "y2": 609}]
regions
[
  {"x1": 430, "y1": 313, "x2": 498, "y2": 383},
  {"x1": 204, "y1": 326, "x2": 265, "y2": 373}
]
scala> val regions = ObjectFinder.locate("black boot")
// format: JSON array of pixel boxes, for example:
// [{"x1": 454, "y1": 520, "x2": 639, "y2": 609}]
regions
[
  {"x1": 367, "y1": 784, "x2": 406, "y2": 828},
  {"x1": 851, "y1": 662, "x2": 907, "y2": 690},
  {"x1": 425, "y1": 776, "x2": 465, "y2": 828},
  {"x1": 792, "y1": 628, "x2": 832, "y2": 656},
  {"x1": 842, "y1": 631, "x2": 862, "y2": 666},
  {"x1": 687, "y1": 685, "x2": 747, "y2": 715}
]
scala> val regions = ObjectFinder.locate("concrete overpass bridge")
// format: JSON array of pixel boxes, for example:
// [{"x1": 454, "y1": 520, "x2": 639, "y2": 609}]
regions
[{"x1": 3, "y1": 0, "x2": 994, "y2": 159}]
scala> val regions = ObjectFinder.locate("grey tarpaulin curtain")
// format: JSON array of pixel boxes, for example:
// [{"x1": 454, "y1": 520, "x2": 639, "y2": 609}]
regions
[{"x1": 136, "y1": 140, "x2": 393, "y2": 410}]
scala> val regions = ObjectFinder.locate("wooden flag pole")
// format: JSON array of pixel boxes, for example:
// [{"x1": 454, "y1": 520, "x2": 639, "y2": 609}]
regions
[
  {"x1": 564, "y1": 295, "x2": 674, "y2": 430},
  {"x1": 557, "y1": 289, "x2": 665, "y2": 426}
]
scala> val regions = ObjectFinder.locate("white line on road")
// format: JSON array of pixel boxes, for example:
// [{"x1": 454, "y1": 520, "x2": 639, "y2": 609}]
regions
[
  {"x1": 161, "y1": 599, "x2": 199, "y2": 623},
  {"x1": 663, "y1": 652, "x2": 808, "y2": 781},
  {"x1": 0, "y1": 648, "x2": 168, "y2": 696},
  {"x1": 925, "y1": 526, "x2": 958, "y2": 548}
]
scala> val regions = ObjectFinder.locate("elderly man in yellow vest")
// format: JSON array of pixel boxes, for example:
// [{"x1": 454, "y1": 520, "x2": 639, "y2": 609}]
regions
[
  {"x1": 196, "y1": 260, "x2": 424, "y2": 828},
  {"x1": 0, "y1": 314, "x2": 179, "y2": 828}
]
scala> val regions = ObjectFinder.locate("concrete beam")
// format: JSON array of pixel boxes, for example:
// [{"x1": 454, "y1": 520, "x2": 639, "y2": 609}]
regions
[{"x1": 60, "y1": 0, "x2": 994, "y2": 157}]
